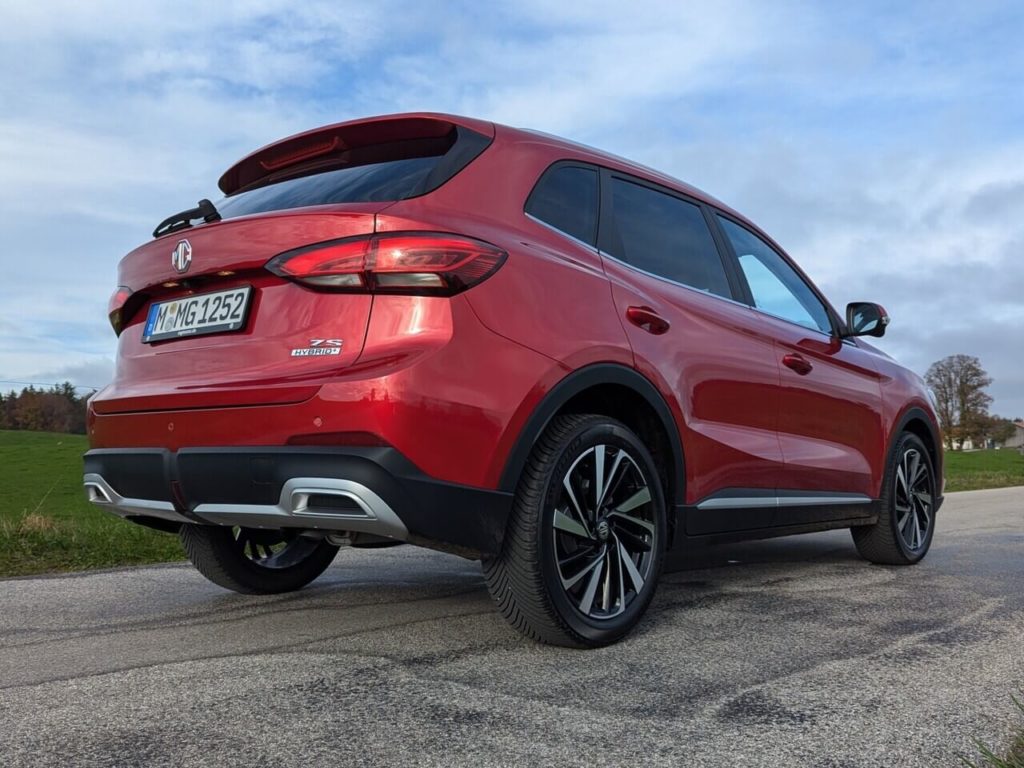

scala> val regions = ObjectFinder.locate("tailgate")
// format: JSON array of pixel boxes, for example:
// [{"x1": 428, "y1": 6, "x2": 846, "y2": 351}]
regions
[{"x1": 95, "y1": 207, "x2": 383, "y2": 414}]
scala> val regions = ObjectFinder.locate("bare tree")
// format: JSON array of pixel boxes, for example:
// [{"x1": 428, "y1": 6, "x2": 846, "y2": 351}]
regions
[{"x1": 924, "y1": 354, "x2": 993, "y2": 449}]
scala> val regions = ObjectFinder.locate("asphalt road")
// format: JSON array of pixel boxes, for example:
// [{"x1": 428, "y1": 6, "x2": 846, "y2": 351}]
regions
[{"x1": 2, "y1": 487, "x2": 1023, "y2": 767}]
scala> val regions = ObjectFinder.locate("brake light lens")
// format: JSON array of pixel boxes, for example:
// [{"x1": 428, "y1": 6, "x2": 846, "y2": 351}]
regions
[
  {"x1": 266, "y1": 232, "x2": 506, "y2": 296},
  {"x1": 107, "y1": 286, "x2": 133, "y2": 335}
]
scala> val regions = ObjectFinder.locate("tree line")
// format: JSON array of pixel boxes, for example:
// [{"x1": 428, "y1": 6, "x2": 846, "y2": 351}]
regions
[
  {"x1": 925, "y1": 354, "x2": 1019, "y2": 450},
  {"x1": 0, "y1": 383, "x2": 91, "y2": 435}
]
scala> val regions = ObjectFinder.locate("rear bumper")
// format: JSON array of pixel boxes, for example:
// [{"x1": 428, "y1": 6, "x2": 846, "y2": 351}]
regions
[{"x1": 83, "y1": 447, "x2": 513, "y2": 557}]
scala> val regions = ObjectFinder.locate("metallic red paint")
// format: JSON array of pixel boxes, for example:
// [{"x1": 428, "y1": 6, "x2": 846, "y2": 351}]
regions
[{"x1": 90, "y1": 111, "x2": 941, "y2": 518}]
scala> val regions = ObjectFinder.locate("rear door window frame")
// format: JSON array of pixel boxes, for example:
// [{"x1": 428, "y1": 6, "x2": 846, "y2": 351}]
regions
[{"x1": 596, "y1": 168, "x2": 748, "y2": 303}]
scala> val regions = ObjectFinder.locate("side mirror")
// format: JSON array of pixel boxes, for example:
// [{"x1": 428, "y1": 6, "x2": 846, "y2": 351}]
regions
[{"x1": 845, "y1": 302, "x2": 889, "y2": 338}]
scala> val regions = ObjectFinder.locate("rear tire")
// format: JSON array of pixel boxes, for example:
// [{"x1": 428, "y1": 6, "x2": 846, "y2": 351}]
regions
[
  {"x1": 483, "y1": 414, "x2": 667, "y2": 647},
  {"x1": 180, "y1": 525, "x2": 339, "y2": 594},
  {"x1": 852, "y1": 432, "x2": 937, "y2": 565}
]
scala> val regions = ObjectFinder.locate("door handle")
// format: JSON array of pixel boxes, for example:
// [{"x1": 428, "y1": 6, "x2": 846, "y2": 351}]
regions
[
  {"x1": 626, "y1": 306, "x2": 670, "y2": 335},
  {"x1": 782, "y1": 353, "x2": 813, "y2": 375}
]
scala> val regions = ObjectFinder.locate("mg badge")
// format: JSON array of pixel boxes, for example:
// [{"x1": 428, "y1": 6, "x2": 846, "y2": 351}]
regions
[{"x1": 171, "y1": 239, "x2": 192, "y2": 273}]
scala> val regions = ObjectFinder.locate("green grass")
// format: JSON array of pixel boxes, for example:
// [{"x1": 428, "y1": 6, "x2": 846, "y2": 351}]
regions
[
  {"x1": 963, "y1": 695, "x2": 1024, "y2": 768},
  {"x1": 945, "y1": 449, "x2": 1024, "y2": 492},
  {"x1": 0, "y1": 430, "x2": 183, "y2": 577}
]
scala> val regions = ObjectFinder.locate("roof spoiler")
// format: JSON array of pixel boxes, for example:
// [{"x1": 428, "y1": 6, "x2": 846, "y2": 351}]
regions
[{"x1": 218, "y1": 113, "x2": 495, "y2": 196}]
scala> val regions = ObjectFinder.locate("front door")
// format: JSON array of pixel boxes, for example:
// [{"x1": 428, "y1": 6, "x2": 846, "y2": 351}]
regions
[{"x1": 714, "y1": 214, "x2": 885, "y2": 521}]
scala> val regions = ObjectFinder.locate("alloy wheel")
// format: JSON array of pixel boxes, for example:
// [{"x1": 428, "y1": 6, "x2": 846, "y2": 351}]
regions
[
  {"x1": 894, "y1": 447, "x2": 933, "y2": 553},
  {"x1": 551, "y1": 444, "x2": 658, "y2": 620},
  {"x1": 231, "y1": 527, "x2": 321, "y2": 570}
]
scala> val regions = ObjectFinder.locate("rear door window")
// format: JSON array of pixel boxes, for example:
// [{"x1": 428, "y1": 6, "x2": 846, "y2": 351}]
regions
[
  {"x1": 525, "y1": 164, "x2": 600, "y2": 246},
  {"x1": 606, "y1": 177, "x2": 732, "y2": 299}
]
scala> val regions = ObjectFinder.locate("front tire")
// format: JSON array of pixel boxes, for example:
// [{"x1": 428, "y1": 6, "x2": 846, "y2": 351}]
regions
[
  {"x1": 180, "y1": 525, "x2": 339, "y2": 594},
  {"x1": 483, "y1": 414, "x2": 668, "y2": 647},
  {"x1": 852, "y1": 432, "x2": 937, "y2": 565}
]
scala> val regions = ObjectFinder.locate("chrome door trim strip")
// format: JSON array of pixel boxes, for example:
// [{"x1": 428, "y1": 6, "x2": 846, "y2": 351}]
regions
[{"x1": 696, "y1": 494, "x2": 873, "y2": 510}]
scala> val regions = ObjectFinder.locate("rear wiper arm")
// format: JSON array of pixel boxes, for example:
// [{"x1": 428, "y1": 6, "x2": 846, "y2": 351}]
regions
[{"x1": 153, "y1": 199, "x2": 222, "y2": 239}]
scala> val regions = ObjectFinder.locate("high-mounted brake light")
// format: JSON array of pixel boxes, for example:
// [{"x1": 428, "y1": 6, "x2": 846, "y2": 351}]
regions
[
  {"x1": 266, "y1": 232, "x2": 507, "y2": 296},
  {"x1": 108, "y1": 286, "x2": 133, "y2": 335}
]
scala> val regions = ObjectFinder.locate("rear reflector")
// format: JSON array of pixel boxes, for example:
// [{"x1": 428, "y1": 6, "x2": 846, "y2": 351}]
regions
[
  {"x1": 108, "y1": 286, "x2": 133, "y2": 335},
  {"x1": 266, "y1": 232, "x2": 506, "y2": 296}
]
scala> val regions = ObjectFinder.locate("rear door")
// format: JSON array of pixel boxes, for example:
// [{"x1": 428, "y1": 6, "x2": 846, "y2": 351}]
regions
[
  {"x1": 713, "y1": 213, "x2": 885, "y2": 513},
  {"x1": 598, "y1": 170, "x2": 786, "y2": 532}
]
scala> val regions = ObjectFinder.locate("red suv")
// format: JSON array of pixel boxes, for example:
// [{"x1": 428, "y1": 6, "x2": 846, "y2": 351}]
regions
[{"x1": 85, "y1": 113, "x2": 943, "y2": 647}]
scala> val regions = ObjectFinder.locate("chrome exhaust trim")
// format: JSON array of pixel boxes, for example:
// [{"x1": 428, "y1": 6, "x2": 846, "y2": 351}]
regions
[
  {"x1": 194, "y1": 478, "x2": 409, "y2": 540},
  {"x1": 83, "y1": 473, "x2": 192, "y2": 524},
  {"x1": 83, "y1": 474, "x2": 408, "y2": 541}
]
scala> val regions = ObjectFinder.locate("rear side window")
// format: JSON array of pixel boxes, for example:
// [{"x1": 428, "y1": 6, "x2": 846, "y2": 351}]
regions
[
  {"x1": 525, "y1": 165, "x2": 599, "y2": 246},
  {"x1": 216, "y1": 128, "x2": 489, "y2": 218},
  {"x1": 606, "y1": 178, "x2": 732, "y2": 299}
]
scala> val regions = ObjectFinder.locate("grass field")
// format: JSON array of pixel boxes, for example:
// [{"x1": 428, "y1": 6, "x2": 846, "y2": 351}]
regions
[
  {"x1": 0, "y1": 430, "x2": 183, "y2": 577},
  {"x1": 1, "y1": 431, "x2": 1023, "y2": 577},
  {"x1": 944, "y1": 448, "x2": 1024, "y2": 493}
]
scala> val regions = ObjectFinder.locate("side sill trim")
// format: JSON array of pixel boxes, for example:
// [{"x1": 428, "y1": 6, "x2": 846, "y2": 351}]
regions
[{"x1": 696, "y1": 494, "x2": 873, "y2": 511}]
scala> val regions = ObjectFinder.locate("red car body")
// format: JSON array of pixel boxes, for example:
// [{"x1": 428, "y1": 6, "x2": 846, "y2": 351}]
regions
[{"x1": 85, "y1": 113, "x2": 942, "y2": 643}]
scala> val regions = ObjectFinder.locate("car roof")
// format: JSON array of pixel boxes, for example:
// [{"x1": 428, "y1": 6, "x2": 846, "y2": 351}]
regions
[
  {"x1": 220, "y1": 111, "x2": 751, "y2": 224},
  {"x1": 492, "y1": 121, "x2": 752, "y2": 225}
]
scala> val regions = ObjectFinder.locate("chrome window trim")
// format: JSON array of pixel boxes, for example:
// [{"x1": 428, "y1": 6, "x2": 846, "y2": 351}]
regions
[
  {"x1": 597, "y1": 247, "x2": 757, "y2": 311},
  {"x1": 524, "y1": 211, "x2": 599, "y2": 252},
  {"x1": 740, "y1": 302, "x2": 838, "y2": 340}
]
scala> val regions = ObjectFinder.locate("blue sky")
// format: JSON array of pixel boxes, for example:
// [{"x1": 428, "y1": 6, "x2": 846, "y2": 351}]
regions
[{"x1": 1, "y1": 0, "x2": 1022, "y2": 416}]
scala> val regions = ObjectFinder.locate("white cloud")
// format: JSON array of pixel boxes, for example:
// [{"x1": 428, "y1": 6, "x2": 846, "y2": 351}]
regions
[{"x1": 1, "y1": 0, "x2": 1021, "y2": 417}]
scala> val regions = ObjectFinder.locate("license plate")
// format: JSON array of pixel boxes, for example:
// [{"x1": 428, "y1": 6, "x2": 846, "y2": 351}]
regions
[{"x1": 142, "y1": 286, "x2": 252, "y2": 343}]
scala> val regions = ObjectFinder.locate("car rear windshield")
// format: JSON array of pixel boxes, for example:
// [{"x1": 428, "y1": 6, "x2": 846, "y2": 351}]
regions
[{"x1": 216, "y1": 127, "x2": 490, "y2": 219}]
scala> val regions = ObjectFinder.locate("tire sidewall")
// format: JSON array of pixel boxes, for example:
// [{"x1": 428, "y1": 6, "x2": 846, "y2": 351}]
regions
[{"x1": 537, "y1": 420, "x2": 668, "y2": 645}]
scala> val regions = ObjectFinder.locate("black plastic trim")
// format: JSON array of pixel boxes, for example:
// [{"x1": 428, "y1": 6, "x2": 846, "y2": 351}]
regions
[
  {"x1": 669, "y1": 513, "x2": 879, "y2": 554},
  {"x1": 498, "y1": 363, "x2": 685, "y2": 505},
  {"x1": 84, "y1": 446, "x2": 513, "y2": 557}
]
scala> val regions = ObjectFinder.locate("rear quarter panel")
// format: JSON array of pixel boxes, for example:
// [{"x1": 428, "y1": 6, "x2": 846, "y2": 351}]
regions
[{"x1": 375, "y1": 129, "x2": 634, "y2": 371}]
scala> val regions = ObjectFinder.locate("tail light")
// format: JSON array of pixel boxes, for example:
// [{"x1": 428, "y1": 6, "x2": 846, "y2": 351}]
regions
[
  {"x1": 266, "y1": 232, "x2": 506, "y2": 296},
  {"x1": 107, "y1": 286, "x2": 133, "y2": 335}
]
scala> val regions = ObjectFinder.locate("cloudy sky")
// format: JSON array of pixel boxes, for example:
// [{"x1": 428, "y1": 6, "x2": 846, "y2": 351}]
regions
[{"x1": 1, "y1": 0, "x2": 1022, "y2": 416}]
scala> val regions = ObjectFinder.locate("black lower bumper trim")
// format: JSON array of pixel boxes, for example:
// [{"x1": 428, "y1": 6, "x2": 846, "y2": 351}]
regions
[{"x1": 84, "y1": 447, "x2": 513, "y2": 557}]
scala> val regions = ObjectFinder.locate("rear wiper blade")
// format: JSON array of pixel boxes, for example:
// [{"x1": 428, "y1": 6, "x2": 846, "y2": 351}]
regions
[{"x1": 153, "y1": 199, "x2": 222, "y2": 239}]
